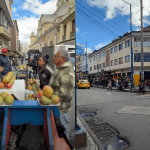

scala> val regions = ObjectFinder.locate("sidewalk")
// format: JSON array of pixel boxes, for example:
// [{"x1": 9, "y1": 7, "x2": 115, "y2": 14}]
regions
[
  {"x1": 76, "y1": 111, "x2": 104, "y2": 150},
  {"x1": 92, "y1": 85, "x2": 150, "y2": 93}
]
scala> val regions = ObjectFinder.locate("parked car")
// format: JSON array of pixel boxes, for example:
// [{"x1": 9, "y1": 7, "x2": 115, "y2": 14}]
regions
[{"x1": 76, "y1": 79, "x2": 90, "y2": 89}]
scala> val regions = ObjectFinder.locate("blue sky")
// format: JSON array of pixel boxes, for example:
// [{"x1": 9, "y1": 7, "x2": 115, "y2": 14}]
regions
[
  {"x1": 12, "y1": 0, "x2": 58, "y2": 44},
  {"x1": 76, "y1": 0, "x2": 150, "y2": 54}
]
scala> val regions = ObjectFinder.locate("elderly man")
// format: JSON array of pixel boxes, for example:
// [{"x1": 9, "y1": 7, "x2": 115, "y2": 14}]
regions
[
  {"x1": 49, "y1": 50, "x2": 75, "y2": 139},
  {"x1": 0, "y1": 48, "x2": 12, "y2": 78}
]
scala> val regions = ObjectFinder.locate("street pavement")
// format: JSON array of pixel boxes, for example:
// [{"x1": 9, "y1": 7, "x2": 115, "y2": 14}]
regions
[{"x1": 77, "y1": 87, "x2": 150, "y2": 150}]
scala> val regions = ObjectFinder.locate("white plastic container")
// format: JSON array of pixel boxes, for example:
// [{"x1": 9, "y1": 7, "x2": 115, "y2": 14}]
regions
[{"x1": 0, "y1": 80, "x2": 25, "y2": 100}]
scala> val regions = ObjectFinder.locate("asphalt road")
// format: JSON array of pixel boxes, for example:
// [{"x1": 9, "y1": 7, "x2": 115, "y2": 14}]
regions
[{"x1": 77, "y1": 87, "x2": 150, "y2": 150}]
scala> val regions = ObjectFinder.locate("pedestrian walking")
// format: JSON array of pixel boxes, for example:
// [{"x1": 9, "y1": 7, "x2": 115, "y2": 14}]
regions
[
  {"x1": 108, "y1": 78, "x2": 112, "y2": 91},
  {"x1": 49, "y1": 50, "x2": 75, "y2": 140}
]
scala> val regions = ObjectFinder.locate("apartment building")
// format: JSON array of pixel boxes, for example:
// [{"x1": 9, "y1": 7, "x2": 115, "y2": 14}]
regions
[
  {"x1": 29, "y1": 0, "x2": 75, "y2": 50},
  {"x1": 81, "y1": 54, "x2": 91, "y2": 78},
  {"x1": 88, "y1": 28, "x2": 150, "y2": 86},
  {"x1": 76, "y1": 55, "x2": 82, "y2": 79},
  {"x1": 0, "y1": 0, "x2": 14, "y2": 51},
  {"x1": 76, "y1": 43, "x2": 84, "y2": 55},
  {"x1": 10, "y1": 20, "x2": 19, "y2": 51}
]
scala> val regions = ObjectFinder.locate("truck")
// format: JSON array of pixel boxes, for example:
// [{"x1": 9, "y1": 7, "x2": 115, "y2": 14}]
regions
[{"x1": 41, "y1": 45, "x2": 75, "y2": 71}]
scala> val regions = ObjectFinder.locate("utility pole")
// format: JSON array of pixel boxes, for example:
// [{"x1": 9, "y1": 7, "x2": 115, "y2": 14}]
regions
[
  {"x1": 123, "y1": 0, "x2": 134, "y2": 89},
  {"x1": 140, "y1": 0, "x2": 144, "y2": 80}
]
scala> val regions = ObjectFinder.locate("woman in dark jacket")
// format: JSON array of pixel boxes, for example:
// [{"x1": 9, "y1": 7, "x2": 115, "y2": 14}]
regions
[{"x1": 38, "y1": 55, "x2": 53, "y2": 89}]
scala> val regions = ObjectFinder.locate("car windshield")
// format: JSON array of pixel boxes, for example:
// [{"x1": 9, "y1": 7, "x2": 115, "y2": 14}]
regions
[{"x1": 79, "y1": 80, "x2": 88, "y2": 82}]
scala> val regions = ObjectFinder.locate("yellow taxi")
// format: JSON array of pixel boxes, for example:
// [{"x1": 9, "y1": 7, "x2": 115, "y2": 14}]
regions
[{"x1": 76, "y1": 79, "x2": 90, "y2": 89}]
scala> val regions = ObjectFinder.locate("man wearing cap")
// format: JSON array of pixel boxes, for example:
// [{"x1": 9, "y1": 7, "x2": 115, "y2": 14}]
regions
[{"x1": 0, "y1": 48, "x2": 12, "y2": 78}]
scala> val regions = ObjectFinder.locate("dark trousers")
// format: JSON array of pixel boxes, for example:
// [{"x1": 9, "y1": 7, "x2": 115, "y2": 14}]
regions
[{"x1": 33, "y1": 67, "x2": 37, "y2": 75}]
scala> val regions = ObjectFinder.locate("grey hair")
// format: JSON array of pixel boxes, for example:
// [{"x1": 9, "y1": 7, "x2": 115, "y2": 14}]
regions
[{"x1": 59, "y1": 50, "x2": 70, "y2": 62}]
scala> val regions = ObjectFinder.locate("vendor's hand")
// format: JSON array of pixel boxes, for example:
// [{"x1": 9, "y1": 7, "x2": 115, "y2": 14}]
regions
[{"x1": 0, "y1": 67, "x2": 4, "y2": 73}]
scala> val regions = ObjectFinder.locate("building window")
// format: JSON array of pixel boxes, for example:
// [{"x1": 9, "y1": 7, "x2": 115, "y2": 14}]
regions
[
  {"x1": 134, "y1": 53, "x2": 141, "y2": 62},
  {"x1": 143, "y1": 37, "x2": 150, "y2": 47},
  {"x1": 134, "y1": 53, "x2": 150, "y2": 62},
  {"x1": 64, "y1": 25, "x2": 67, "y2": 35},
  {"x1": 90, "y1": 67, "x2": 92, "y2": 71},
  {"x1": 97, "y1": 55, "x2": 99, "y2": 60},
  {"x1": 119, "y1": 57, "x2": 123, "y2": 64},
  {"x1": 72, "y1": 20, "x2": 75, "y2": 32},
  {"x1": 94, "y1": 65, "x2": 96, "y2": 70},
  {"x1": 103, "y1": 52, "x2": 105, "y2": 57},
  {"x1": 110, "y1": 48, "x2": 113, "y2": 54},
  {"x1": 119, "y1": 43, "x2": 123, "y2": 50},
  {"x1": 134, "y1": 38, "x2": 141, "y2": 47},
  {"x1": 100, "y1": 64, "x2": 101, "y2": 69},
  {"x1": 114, "y1": 59, "x2": 117, "y2": 65},
  {"x1": 94, "y1": 56, "x2": 96, "y2": 61},
  {"x1": 125, "y1": 55, "x2": 130, "y2": 63},
  {"x1": 90, "y1": 57, "x2": 92, "y2": 62},
  {"x1": 114, "y1": 46, "x2": 117, "y2": 52},
  {"x1": 111, "y1": 60, "x2": 113, "y2": 66},
  {"x1": 103, "y1": 63, "x2": 105, "y2": 68},
  {"x1": 99, "y1": 53, "x2": 101, "y2": 58},
  {"x1": 125, "y1": 40, "x2": 130, "y2": 48}
]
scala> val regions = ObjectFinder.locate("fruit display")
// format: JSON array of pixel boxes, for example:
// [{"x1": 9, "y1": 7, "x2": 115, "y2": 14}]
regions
[
  {"x1": 0, "y1": 71, "x2": 16, "y2": 89},
  {"x1": 18, "y1": 65, "x2": 31, "y2": 70},
  {"x1": 0, "y1": 92, "x2": 14, "y2": 105},
  {"x1": 39, "y1": 85, "x2": 60, "y2": 105},
  {"x1": 25, "y1": 79, "x2": 60, "y2": 105}
]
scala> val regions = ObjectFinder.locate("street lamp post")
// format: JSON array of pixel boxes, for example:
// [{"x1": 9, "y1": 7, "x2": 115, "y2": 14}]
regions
[
  {"x1": 97, "y1": 60, "x2": 101, "y2": 85},
  {"x1": 123, "y1": 0, "x2": 134, "y2": 89}
]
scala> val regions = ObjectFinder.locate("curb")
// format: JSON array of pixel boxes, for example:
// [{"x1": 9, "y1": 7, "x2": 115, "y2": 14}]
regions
[
  {"x1": 77, "y1": 111, "x2": 104, "y2": 150},
  {"x1": 92, "y1": 85, "x2": 150, "y2": 93}
]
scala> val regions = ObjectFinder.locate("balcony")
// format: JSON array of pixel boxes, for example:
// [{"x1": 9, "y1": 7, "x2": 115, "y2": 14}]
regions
[
  {"x1": 70, "y1": 31, "x2": 75, "y2": 39},
  {"x1": 0, "y1": 26, "x2": 11, "y2": 41},
  {"x1": 63, "y1": 35, "x2": 66, "y2": 41}
]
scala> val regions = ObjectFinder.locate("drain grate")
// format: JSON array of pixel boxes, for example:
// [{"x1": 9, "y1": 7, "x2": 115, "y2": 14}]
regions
[{"x1": 90, "y1": 124, "x2": 118, "y2": 139}]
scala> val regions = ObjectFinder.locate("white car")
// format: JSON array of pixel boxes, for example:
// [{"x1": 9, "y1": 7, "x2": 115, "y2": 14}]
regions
[{"x1": 25, "y1": 55, "x2": 28, "y2": 60}]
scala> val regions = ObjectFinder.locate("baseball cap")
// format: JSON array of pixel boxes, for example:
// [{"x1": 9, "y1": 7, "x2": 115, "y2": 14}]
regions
[{"x1": 1, "y1": 48, "x2": 8, "y2": 53}]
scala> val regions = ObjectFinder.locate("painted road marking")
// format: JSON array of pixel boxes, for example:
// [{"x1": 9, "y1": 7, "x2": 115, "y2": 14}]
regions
[{"x1": 118, "y1": 106, "x2": 150, "y2": 115}]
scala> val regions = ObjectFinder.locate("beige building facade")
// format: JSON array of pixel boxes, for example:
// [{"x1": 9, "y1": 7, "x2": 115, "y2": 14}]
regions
[
  {"x1": 0, "y1": 0, "x2": 14, "y2": 51},
  {"x1": 29, "y1": 0, "x2": 75, "y2": 51},
  {"x1": 88, "y1": 30, "x2": 150, "y2": 86},
  {"x1": 10, "y1": 20, "x2": 19, "y2": 51}
]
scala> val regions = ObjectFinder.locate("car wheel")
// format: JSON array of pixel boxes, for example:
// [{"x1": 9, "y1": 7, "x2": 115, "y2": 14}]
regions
[
  {"x1": 77, "y1": 85, "x2": 80, "y2": 89},
  {"x1": 88, "y1": 87, "x2": 90, "y2": 89}
]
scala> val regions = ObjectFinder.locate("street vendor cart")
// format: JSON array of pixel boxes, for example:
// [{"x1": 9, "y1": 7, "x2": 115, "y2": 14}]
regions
[{"x1": 0, "y1": 79, "x2": 61, "y2": 150}]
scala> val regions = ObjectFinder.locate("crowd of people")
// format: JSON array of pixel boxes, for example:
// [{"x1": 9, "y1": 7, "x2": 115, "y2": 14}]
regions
[{"x1": 88, "y1": 76, "x2": 131, "y2": 91}]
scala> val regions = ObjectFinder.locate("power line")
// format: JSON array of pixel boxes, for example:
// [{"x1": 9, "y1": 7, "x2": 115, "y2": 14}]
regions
[
  {"x1": 77, "y1": 0, "x2": 127, "y2": 32},
  {"x1": 76, "y1": 0, "x2": 125, "y2": 34},
  {"x1": 77, "y1": 8, "x2": 119, "y2": 37}
]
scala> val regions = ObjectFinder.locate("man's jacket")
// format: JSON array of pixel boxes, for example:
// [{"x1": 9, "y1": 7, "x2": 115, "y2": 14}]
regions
[
  {"x1": 0, "y1": 54, "x2": 12, "y2": 76},
  {"x1": 49, "y1": 61, "x2": 75, "y2": 113}
]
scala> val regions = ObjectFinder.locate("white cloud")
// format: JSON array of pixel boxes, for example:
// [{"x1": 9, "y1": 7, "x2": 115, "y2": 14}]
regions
[
  {"x1": 84, "y1": 47, "x2": 93, "y2": 54},
  {"x1": 81, "y1": 31, "x2": 89, "y2": 36},
  {"x1": 17, "y1": 16, "x2": 38, "y2": 44},
  {"x1": 86, "y1": 0, "x2": 150, "y2": 27},
  {"x1": 14, "y1": 14, "x2": 19, "y2": 17},
  {"x1": 22, "y1": 0, "x2": 57, "y2": 15},
  {"x1": 76, "y1": 27, "x2": 79, "y2": 33},
  {"x1": 12, "y1": 7, "x2": 16, "y2": 13},
  {"x1": 95, "y1": 42, "x2": 109, "y2": 49}
]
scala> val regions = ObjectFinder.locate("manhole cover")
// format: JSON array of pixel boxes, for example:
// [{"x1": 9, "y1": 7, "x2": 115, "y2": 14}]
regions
[{"x1": 90, "y1": 124, "x2": 118, "y2": 139}]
